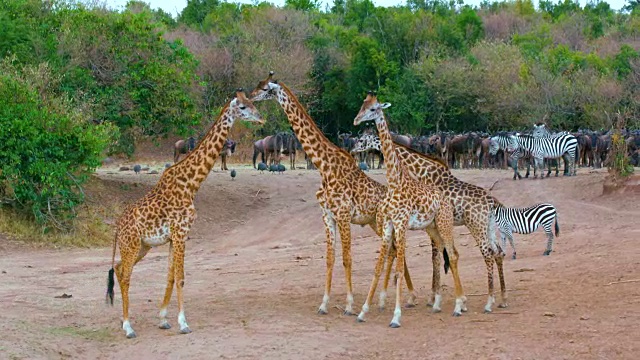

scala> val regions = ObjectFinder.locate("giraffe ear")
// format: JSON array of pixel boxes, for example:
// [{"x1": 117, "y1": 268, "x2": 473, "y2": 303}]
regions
[{"x1": 380, "y1": 102, "x2": 391, "y2": 109}]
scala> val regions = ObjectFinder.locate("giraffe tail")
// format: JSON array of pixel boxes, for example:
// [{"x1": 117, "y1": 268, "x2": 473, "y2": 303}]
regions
[
  {"x1": 443, "y1": 248, "x2": 450, "y2": 275},
  {"x1": 106, "y1": 232, "x2": 117, "y2": 305},
  {"x1": 106, "y1": 268, "x2": 115, "y2": 305}
]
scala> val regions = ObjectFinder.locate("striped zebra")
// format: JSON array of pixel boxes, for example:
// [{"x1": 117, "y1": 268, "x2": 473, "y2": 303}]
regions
[
  {"x1": 531, "y1": 123, "x2": 573, "y2": 177},
  {"x1": 493, "y1": 201, "x2": 560, "y2": 259},
  {"x1": 489, "y1": 134, "x2": 530, "y2": 180},
  {"x1": 491, "y1": 133, "x2": 577, "y2": 180}
]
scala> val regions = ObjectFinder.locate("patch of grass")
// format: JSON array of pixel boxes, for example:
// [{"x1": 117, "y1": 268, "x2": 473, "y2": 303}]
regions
[
  {"x1": 46, "y1": 326, "x2": 115, "y2": 342},
  {"x1": 0, "y1": 177, "x2": 125, "y2": 248}
]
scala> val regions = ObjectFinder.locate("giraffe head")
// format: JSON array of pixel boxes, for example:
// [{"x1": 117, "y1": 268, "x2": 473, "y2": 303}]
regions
[
  {"x1": 353, "y1": 91, "x2": 391, "y2": 126},
  {"x1": 228, "y1": 88, "x2": 265, "y2": 124},
  {"x1": 250, "y1": 71, "x2": 280, "y2": 102}
]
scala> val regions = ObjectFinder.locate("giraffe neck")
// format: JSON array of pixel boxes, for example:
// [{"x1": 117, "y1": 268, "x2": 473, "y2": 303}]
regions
[
  {"x1": 275, "y1": 84, "x2": 342, "y2": 171},
  {"x1": 173, "y1": 106, "x2": 233, "y2": 196},
  {"x1": 375, "y1": 115, "x2": 401, "y2": 187}
]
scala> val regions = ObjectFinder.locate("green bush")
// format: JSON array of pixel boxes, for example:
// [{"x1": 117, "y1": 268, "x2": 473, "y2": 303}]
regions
[{"x1": 0, "y1": 63, "x2": 115, "y2": 231}]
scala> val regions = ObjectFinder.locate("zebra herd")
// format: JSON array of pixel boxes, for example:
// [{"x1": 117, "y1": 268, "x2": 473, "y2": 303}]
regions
[{"x1": 344, "y1": 124, "x2": 640, "y2": 180}]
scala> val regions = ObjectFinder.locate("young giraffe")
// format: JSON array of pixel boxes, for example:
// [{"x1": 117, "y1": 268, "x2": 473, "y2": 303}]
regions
[
  {"x1": 105, "y1": 89, "x2": 264, "y2": 338},
  {"x1": 353, "y1": 92, "x2": 465, "y2": 327},
  {"x1": 250, "y1": 72, "x2": 423, "y2": 316},
  {"x1": 352, "y1": 128, "x2": 508, "y2": 313}
]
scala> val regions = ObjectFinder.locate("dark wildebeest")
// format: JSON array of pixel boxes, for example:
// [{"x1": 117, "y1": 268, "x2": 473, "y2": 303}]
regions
[
  {"x1": 252, "y1": 138, "x2": 266, "y2": 169},
  {"x1": 252, "y1": 133, "x2": 286, "y2": 167},
  {"x1": 390, "y1": 132, "x2": 411, "y2": 148},
  {"x1": 410, "y1": 135, "x2": 430, "y2": 154},
  {"x1": 264, "y1": 133, "x2": 285, "y2": 165},
  {"x1": 218, "y1": 139, "x2": 236, "y2": 171},
  {"x1": 280, "y1": 132, "x2": 302, "y2": 170},
  {"x1": 173, "y1": 136, "x2": 196, "y2": 163}
]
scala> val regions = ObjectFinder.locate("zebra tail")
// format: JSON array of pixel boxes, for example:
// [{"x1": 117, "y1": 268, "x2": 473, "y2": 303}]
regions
[
  {"x1": 555, "y1": 216, "x2": 560, "y2": 237},
  {"x1": 443, "y1": 248, "x2": 450, "y2": 275}
]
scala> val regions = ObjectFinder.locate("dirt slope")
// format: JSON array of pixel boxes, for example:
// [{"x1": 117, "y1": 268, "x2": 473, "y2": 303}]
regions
[{"x1": 1, "y1": 164, "x2": 639, "y2": 360}]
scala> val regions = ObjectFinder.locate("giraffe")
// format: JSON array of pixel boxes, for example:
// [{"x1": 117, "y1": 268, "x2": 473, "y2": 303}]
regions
[
  {"x1": 105, "y1": 89, "x2": 264, "y2": 338},
  {"x1": 250, "y1": 72, "x2": 422, "y2": 316},
  {"x1": 353, "y1": 125, "x2": 508, "y2": 313},
  {"x1": 353, "y1": 92, "x2": 465, "y2": 327}
]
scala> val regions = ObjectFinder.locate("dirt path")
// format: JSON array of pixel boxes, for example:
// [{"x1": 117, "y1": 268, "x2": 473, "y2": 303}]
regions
[{"x1": 1, "y1": 165, "x2": 639, "y2": 360}]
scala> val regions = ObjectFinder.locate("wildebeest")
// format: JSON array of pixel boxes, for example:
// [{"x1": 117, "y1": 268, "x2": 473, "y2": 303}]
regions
[
  {"x1": 279, "y1": 132, "x2": 302, "y2": 170},
  {"x1": 219, "y1": 139, "x2": 236, "y2": 171},
  {"x1": 253, "y1": 132, "x2": 290, "y2": 168},
  {"x1": 173, "y1": 136, "x2": 196, "y2": 163},
  {"x1": 264, "y1": 133, "x2": 286, "y2": 165},
  {"x1": 252, "y1": 138, "x2": 266, "y2": 169}
]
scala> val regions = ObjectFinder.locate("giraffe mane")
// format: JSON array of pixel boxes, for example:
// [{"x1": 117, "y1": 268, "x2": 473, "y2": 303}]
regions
[
  {"x1": 393, "y1": 141, "x2": 449, "y2": 169},
  {"x1": 278, "y1": 82, "x2": 353, "y2": 159}
]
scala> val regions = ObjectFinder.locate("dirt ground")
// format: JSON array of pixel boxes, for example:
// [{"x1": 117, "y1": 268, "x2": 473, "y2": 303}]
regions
[{"x1": 1, "y1": 154, "x2": 639, "y2": 360}]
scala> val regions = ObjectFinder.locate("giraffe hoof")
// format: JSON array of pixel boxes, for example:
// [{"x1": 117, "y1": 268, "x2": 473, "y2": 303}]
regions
[
  {"x1": 431, "y1": 308, "x2": 442, "y2": 314},
  {"x1": 498, "y1": 303, "x2": 509, "y2": 309},
  {"x1": 356, "y1": 317, "x2": 366, "y2": 323},
  {"x1": 159, "y1": 323, "x2": 171, "y2": 330},
  {"x1": 452, "y1": 311, "x2": 462, "y2": 317},
  {"x1": 484, "y1": 309, "x2": 492, "y2": 314},
  {"x1": 179, "y1": 327, "x2": 192, "y2": 334},
  {"x1": 404, "y1": 303, "x2": 416, "y2": 309},
  {"x1": 126, "y1": 331, "x2": 137, "y2": 339},
  {"x1": 317, "y1": 308, "x2": 328, "y2": 315},
  {"x1": 389, "y1": 322, "x2": 401, "y2": 328}
]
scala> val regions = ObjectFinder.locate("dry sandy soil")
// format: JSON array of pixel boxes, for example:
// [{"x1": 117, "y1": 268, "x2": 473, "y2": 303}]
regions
[{"x1": 1, "y1": 155, "x2": 639, "y2": 360}]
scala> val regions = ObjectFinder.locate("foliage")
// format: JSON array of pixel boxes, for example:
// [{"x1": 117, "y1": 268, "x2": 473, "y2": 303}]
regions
[{"x1": 0, "y1": 60, "x2": 115, "y2": 230}]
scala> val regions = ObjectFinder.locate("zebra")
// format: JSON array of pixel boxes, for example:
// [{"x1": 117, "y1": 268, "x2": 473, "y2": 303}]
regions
[
  {"x1": 491, "y1": 133, "x2": 577, "y2": 180},
  {"x1": 489, "y1": 134, "x2": 531, "y2": 180},
  {"x1": 492, "y1": 201, "x2": 560, "y2": 259},
  {"x1": 532, "y1": 123, "x2": 575, "y2": 176}
]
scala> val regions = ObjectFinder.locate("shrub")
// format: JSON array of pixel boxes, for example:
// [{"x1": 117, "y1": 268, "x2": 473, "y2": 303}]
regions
[{"x1": 0, "y1": 61, "x2": 115, "y2": 231}]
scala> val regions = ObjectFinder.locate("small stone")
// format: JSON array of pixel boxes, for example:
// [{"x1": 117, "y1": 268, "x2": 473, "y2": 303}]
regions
[
  {"x1": 148, "y1": 170, "x2": 159, "y2": 175},
  {"x1": 543, "y1": 312, "x2": 556, "y2": 317},
  {"x1": 1, "y1": 270, "x2": 6, "y2": 274},
  {"x1": 569, "y1": 340, "x2": 574, "y2": 344},
  {"x1": 580, "y1": 316, "x2": 589, "y2": 320}
]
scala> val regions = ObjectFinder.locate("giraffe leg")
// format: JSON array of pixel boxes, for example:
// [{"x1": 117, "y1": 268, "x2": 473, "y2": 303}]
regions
[
  {"x1": 115, "y1": 238, "x2": 141, "y2": 339},
  {"x1": 159, "y1": 242, "x2": 175, "y2": 329},
  {"x1": 380, "y1": 247, "x2": 394, "y2": 311},
  {"x1": 171, "y1": 237, "x2": 191, "y2": 334},
  {"x1": 318, "y1": 206, "x2": 337, "y2": 315},
  {"x1": 380, "y1": 243, "x2": 416, "y2": 310},
  {"x1": 337, "y1": 218, "x2": 356, "y2": 315},
  {"x1": 433, "y1": 202, "x2": 466, "y2": 316},
  {"x1": 389, "y1": 223, "x2": 407, "y2": 328},
  {"x1": 482, "y1": 253, "x2": 496, "y2": 313},
  {"x1": 357, "y1": 221, "x2": 392, "y2": 323},
  {"x1": 403, "y1": 256, "x2": 416, "y2": 308},
  {"x1": 424, "y1": 227, "x2": 443, "y2": 313},
  {"x1": 496, "y1": 249, "x2": 508, "y2": 308}
]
